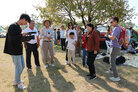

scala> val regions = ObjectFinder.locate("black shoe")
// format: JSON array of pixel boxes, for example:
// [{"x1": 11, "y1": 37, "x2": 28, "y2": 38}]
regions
[
  {"x1": 86, "y1": 74, "x2": 92, "y2": 76},
  {"x1": 73, "y1": 64, "x2": 77, "y2": 66},
  {"x1": 90, "y1": 76, "x2": 97, "y2": 80},
  {"x1": 36, "y1": 65, "x2": 40, "y2": 68},
  {"x1": 36, "y1": 65, "x2": 40, "y2": 67},
  {"x1": 83, "y1": 65, "x2": 87, "y2": 68},
  {"x1": 68, "y1": 64, "x2": 71, "y2": 66}
]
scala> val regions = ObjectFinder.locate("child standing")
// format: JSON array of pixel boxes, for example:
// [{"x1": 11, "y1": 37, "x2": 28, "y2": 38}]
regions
[{"x1": 67, "y1": 32, "x2": 76, "y2": 66}]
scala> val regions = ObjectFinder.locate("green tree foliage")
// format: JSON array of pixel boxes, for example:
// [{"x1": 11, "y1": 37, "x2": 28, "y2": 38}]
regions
[
  {"x1": 120, "y1": 21, "x2": 135, "y2": 28},
  {"x1": 31, "y1": 14, "x2": 42, "y2": 31},
  {"x1": 36, "y1": 0, "x2": 135, "y2": 27}
]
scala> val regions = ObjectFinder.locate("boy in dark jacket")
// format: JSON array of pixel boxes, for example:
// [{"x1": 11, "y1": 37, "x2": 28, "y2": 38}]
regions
[{"x1": 4, "y1": 14, "x2": 31, "y2": 89}]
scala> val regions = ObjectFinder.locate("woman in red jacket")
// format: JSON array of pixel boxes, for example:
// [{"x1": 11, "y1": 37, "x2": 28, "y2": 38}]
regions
[{"x1": 86, "y1": 23, "x2": 100, "y2": 80}]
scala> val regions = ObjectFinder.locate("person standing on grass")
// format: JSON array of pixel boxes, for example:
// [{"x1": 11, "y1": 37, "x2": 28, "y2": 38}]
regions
[
  {"x1": 57, "y1": 29, "x2": 60, "y2": 45},
  {"x1": 86, "y1": 23, "x2": 100, "y2": 80},
  {"x1": 54, "y1": 28, "x2": 57, "y2": 45},
  {"x1": 4, "y1": 14, "x2": 31, "y2": 89},
  {"x1": 65, "y1": 22, "x2": 77, "y2": 65},
  {"x1": 24, "y1": 20, "x2": 40, "y2": 70},
  {"x1": 67, "y1": 32, "x2": 77, "y2": 66},
  {"x1": 106, "y1": 16, "x2": 121, "y2": 82},
  {"x1": 60, "y1": 25, "x2": 66, "y2": 51},
  {"x1": 82, "y1": 30, "x2": 87, "y2": 67},
  {"x1": 75, "y1": 25, "x2": 82, "y2": 57},
  {"x1": 105, "y1": 26, "x2": 112, "y2": 54},
  {"x1": 39, "y1": 20, "x2": 55, "y2": 68}
]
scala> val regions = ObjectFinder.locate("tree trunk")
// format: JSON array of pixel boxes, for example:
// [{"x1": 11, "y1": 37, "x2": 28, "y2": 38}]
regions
[{"x1": 81, "y1": 14, "x2": 86, "y2": 28}]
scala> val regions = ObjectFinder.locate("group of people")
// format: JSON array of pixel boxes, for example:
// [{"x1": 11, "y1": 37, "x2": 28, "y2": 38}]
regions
[
  {"x1": 53, "y1": 24, "x2": 82, "y2": 57},
  {"x1": 4, "y1": 14, "x2": 123, "y2": 89}
]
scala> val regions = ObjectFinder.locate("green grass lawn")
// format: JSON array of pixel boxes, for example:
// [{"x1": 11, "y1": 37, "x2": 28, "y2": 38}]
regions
[{"x1": 0, "y1": 38, "x2": 138, "y2": 92}]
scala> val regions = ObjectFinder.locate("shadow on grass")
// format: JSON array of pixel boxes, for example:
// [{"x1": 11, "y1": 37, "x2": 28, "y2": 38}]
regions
[
  {"x1": 70, "y1": 59, "x2": 138, "y2": 92},
  {"x1": 54, "y1": 45, "x2": 66, "y2": 53},
  {"x1": 46, "y1": 57, "x2": 75, "y2": 92},
  {"x1": 96, "y1": 61, "x2": 138, "y2": 92},
  {"x1": 27, "y1": 68, "x2": 51, "y2": 92},
  {"x1": 70, "y1": 65, "x2": 121, "y2": 92}
]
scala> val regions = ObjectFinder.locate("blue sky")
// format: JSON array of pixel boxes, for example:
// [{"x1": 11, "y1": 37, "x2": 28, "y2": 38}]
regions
[{"x1": 0, "y1": 0, "x2": 138, "y2": 26}]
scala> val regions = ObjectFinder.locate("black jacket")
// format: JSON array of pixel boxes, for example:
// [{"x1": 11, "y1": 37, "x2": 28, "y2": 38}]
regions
[{"x1": 4, "y1": 23, "x2": 23, "y2": 55}]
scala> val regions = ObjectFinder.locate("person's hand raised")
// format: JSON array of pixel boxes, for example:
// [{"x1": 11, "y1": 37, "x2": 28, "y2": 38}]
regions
[{"x1": 66, "y1": 28, "x2": 69, "y2": 32}]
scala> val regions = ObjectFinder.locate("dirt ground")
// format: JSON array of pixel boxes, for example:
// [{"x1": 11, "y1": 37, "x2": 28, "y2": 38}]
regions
[{"x1": 0, "y1": 38, "x2": 138, "y2": 92}]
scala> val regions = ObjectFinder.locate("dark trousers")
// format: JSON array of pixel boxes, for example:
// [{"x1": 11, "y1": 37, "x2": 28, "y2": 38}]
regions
[
  {"x1": 65, "y1": 41, "x2": 68, "y2": 61},
  {"x1": 61, "y1": 38, "x2": 66, "y2": 50},
  {"x1": 87, "y1": 51, "x2": 97, "y2": 76},
  {"x1": 26, "y1": 43, "x2": 40, "y2": 68}
]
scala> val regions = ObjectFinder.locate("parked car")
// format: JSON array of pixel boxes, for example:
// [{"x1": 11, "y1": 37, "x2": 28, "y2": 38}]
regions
[
  {"x1": 0, "y1": 31, "x2": 7, "y2": 38},
  {"x1": 97, "y1": 25, "x2": 107, "y2": 48},
  {"x1": 0, "y1": 27, "x2": 7, "y2": 38},
  {"x1": 97, "y1": 25, "x2": 107, "y2": 41}
]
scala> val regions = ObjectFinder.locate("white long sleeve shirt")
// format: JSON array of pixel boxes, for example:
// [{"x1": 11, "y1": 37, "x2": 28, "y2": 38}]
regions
[{"x1": 60, "y1": 30, "x2": 66, "y2": 38}]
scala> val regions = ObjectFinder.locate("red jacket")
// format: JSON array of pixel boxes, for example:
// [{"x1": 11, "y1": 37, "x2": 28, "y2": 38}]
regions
[
  {"x1": 86, "y1": 30, "x2": 100, "y2": 51},
  {"x1": 82, "y1": 34, "x2": 86, "y2": 48}
]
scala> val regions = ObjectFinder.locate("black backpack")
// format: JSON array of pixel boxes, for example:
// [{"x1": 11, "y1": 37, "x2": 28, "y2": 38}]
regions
[
  {"x1": 103, "y1": 57, "x2": 110, "y2": 64},
  {"x1": 116, "y1": 56, "x2": 126, "y2": 65},
  {"x1": 103, "y1": 56, "x2": 126, "y2": 65}
]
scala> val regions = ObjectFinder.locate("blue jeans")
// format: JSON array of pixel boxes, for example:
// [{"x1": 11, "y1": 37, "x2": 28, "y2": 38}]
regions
[
  {"x1": 54, "y1": 36, "x2": 57, "y2": 45},
  {"x1": 11, "y1": 55, "x2": 25, "y2": 83},
  {"x1": 82, "y1": 48, "x2": 87, "y2": 66}
]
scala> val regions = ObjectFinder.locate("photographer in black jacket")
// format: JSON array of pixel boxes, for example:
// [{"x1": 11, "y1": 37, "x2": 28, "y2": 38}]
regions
[{"x1": 4, "y1": 14, "x2": 31, "y2": 89}]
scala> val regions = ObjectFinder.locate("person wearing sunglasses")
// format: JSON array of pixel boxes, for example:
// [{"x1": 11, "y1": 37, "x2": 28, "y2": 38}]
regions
[
  {"x1": 65, "y1": 22, "x2": 77, "y2": 65},
  {"x1": 106, "y1": 16, "x2": 121, "y2": 82}
]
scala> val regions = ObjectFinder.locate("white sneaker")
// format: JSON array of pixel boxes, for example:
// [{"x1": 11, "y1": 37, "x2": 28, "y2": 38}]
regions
[
  {"x1": 106, "y1": 70, "x2": 113, "y2": 74},
  {"x1": 18, "y1": 83, "x2": 26, "y2": 89},
  {"x1": 45, "y1": 64, "x2": 49, "y2": 68},
  {"x1": 27, "y1": 68, "x2": 32, "y2": 71},
  {"x1": 50, "y1": 64, "x2": 55, "y2": 67},
  {"x1": 110, "y1": 77, "x2": 120, "y2": 82},
  {"x1": 65, "y1": 61, "x2": 68, "y2": 65},
  {"x1": 12, "y1": 80, "x2": 24, "y2": 86}
]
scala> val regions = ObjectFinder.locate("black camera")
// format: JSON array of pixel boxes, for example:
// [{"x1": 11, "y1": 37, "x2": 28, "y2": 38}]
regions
[{"x1": 22, "y1": 32, "x2": 36, "y2": 42}]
